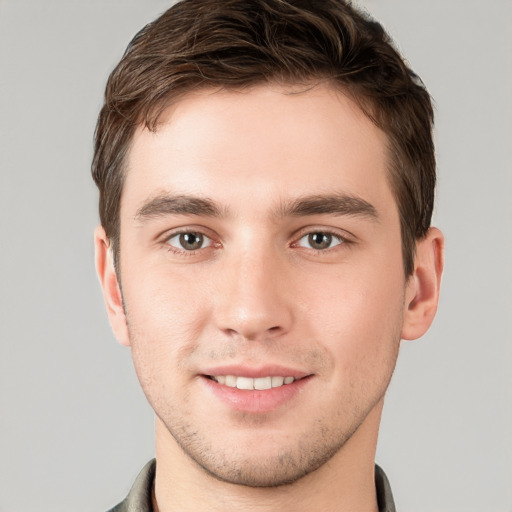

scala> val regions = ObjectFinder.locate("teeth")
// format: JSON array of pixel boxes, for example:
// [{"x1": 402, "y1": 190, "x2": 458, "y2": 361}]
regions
[
  {"x1": 236, "y1": 376, "x2": 254, "y2": 390},
  {"x1": 225, "y1": 375, "x2": 237, "y2": 387},
  {"x1": 271, "y1": 376, "x2": 284, "y2": 387},
  {"x1": 211, "y1": 375, "x2": 296, "y2": 389},
  {"x1": 254, "y1": 377, "x2": 272, "y2": 390}
]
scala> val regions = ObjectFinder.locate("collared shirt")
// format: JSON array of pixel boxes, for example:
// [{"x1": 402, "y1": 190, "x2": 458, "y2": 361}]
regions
[{"x1": 107, "y1": 459, "x2": 396, "y2": 512}]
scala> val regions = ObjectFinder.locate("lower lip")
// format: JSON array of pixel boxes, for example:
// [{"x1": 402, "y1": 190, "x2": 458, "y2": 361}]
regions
[{"x1": 201, "y1": 376, "x2": 311, "y2": 414}]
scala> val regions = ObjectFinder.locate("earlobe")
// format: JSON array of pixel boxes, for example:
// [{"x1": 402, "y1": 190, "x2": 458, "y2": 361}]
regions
[
  {"x1": 401, "y1": 227, "x2": 444, "y2": 341},
  {"x1": 94, "y1": 226, "x2": 131, "y2": 346}
]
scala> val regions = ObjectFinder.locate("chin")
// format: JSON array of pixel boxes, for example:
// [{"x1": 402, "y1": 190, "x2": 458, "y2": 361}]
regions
[
  {"x1": 167, "y1": 420, "x2": 354, "y2": 488},
  {"x1": 196, "y1": 453, "x2": 326, "y2": 488}
]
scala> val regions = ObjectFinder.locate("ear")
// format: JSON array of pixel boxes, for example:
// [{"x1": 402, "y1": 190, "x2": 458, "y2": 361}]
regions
[
  {"x1": 94, "y1": 226, "x2": 130, "y2": 346},
  {"x1": 401, "y1": 227, "x2": 444, "y2": 340}
]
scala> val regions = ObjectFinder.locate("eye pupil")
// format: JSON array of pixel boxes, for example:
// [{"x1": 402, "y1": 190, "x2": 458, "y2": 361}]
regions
[
  {"x1": 308, "y1": 232, "x2": 332, "y2": 250},
  {"x1": 179, "y1": 232, "x2": 203, "y2": 250}
]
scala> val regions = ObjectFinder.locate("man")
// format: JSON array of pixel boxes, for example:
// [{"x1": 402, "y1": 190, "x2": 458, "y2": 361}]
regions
[{"x1": 92, "y1": 0, "x2": 444, "y2": 510}]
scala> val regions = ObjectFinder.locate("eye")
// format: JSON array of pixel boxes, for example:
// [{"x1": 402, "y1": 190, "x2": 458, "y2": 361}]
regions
[
  {"x1": 166, "y1": 231, "x2": 213, "y2": 251},
  {"x1": 297, "y1": 231, "x2": 344, "y2": 250}
]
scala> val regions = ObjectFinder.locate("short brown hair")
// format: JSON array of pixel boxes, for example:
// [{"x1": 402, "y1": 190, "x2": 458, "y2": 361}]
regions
[{"x1": 92, "y1": 0, "x2": 435, "y2": 276}]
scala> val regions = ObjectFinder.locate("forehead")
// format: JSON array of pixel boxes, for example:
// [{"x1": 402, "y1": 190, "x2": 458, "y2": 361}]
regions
[{"x1": 123, "y1": 83, "x2": 395, "y2": 218}]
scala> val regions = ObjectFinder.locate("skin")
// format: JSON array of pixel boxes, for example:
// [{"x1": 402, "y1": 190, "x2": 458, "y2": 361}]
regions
[{"x1": 96, "y1": 83, "x2": 444, "y2": 512}]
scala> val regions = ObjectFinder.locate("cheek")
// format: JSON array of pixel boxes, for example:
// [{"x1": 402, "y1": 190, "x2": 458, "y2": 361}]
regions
[
  {"x1": 298, "y1": 262, "x2": 405, "y2": 368},
  {"x1": 124, "y1": 273, "x2": 206, "y2": 406},
  {"x1": 121, "y1": 264, "x2": 214, "y2": 358},
  {"x1": 125, "y1": 259, "x2": 210, "y2": 315}
]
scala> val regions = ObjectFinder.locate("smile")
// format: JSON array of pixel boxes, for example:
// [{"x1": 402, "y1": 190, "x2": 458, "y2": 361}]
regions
[{"x1": 209, "y1": 375, "x2": 296, "y2": 390}]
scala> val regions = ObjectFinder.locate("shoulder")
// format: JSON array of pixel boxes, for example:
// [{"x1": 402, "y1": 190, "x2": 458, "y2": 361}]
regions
[{"x1": 105, "y1": 460, "x2": 156, "y2": 512}]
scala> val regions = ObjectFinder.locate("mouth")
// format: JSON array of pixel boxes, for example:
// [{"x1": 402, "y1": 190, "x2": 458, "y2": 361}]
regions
[
  {"x1": 206, "y1": 375, "x2": 297, "y2": 390},
  {"x1": 199, "y1": 364, "x2": 313, "y2": 413},
  {"x1": 201, "y1": 370, "x2": 312, "y2": 413}
]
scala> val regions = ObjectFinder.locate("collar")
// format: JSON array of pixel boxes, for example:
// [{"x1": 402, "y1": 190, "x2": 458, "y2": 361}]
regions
[{"x1": 108, "y1": 459, "x2": 396, "y2": 512}]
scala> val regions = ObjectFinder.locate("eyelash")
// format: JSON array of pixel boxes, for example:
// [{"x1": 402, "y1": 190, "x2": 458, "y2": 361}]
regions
[
  {"x1": 293, "y1": 230, "x2": 349, "y2": 252},
  {"x1": 163, "y1": 229, "x2": 217, "y2": 256},
  {"x1": 161, "y1": 227, "x2": 352, "y2": 256}
]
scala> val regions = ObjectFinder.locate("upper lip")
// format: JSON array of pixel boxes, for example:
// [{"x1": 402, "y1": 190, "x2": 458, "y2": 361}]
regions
[{"x1": 200, "y1": 364, "x2": 311, "y2": 379}]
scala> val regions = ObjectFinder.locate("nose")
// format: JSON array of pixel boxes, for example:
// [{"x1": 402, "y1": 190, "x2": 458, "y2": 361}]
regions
[{"x1": 212, "y1": 246, "x2": 294, "y2": 341}]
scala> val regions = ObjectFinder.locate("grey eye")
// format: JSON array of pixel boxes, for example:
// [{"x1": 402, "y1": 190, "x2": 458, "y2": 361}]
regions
[
  {"x1": 167, "y1": 232, "x2": 212, "y2": 251},
  {"x1": 298, "y1": 232, "x2": 343, "y2": 250}
]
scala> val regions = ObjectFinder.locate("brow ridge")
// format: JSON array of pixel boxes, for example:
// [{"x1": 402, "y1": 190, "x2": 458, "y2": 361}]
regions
[
  {"x1": 134, "y1": 192, "x2": 378, "y2": 222},
  {"x1": 276, "y1": 193, "x2": 379, "y2": 220},
  {"x1": 135, "y1": 194, "x2": 223, "y2": 221}
]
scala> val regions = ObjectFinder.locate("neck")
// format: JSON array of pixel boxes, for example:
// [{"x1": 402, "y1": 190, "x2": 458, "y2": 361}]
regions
[{"x1": 153, "y1": 401, "x2": 383, "y2": 512}]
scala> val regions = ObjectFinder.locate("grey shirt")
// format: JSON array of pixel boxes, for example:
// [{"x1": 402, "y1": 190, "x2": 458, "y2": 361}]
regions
[{"x1": 107, "y1": 459, "x2": 396, "y2": 512}]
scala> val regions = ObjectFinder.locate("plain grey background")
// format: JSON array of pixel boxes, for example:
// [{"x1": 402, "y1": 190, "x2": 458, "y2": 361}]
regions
[{"x1": 0, "y1": 0, "x2": 511, "y2": 511}]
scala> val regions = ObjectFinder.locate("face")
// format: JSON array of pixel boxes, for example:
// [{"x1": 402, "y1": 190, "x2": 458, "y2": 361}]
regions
[{"x1": 112, "y1": 84, "x2": 411, "y2": 486}]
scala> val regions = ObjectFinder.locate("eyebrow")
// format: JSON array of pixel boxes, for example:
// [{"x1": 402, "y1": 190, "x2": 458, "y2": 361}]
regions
[
  {"x1": 135, "y1": 194, "x2": 224, "y2": 221},
  {"x1": 276, "y1": 193, "x2": 379, "y2": 221},
  {"x1": 134, "y1": 192, "x2": 378, "y2": 222}
]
